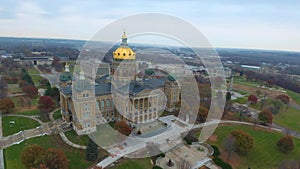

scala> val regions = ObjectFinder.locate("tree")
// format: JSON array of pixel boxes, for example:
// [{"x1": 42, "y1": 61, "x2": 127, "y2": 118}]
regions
[
  {"x1": 255, "y1": 89, "x2": 262, "y2": 97},
  {"x1": 115, "y1": 120, "x2": 132, "y2": 136},
  {"x1": 276, "y1": 94, "x2": 290, "y2": 104},
  {"x1": 39, "y1": 78, "x2": 51, "y2": 88},
  {"x1": 45, "y1": 86, "x2": 60, "y2": 102},
  {"x1": 258, "y1": 110, "x2": 273, "y2": 125},
  {"x1": 223, "y1": 136, "x2": 236, "y2": 161},
  {"x1": 196, "y1": 106, "x2": 208, "y2": 123},
  {"x1": 277, "y1": 135, "x2": 294, "y2": 154},
  {"x1": 21, "y1": 145, "x2": 68, "y2": 169},
  {"x1": 270, "y1": 99, "x2": 284, "y2": 114},
  {"x1": 21, "y1": 144, "x2": 44, "y2": 169},
  {"x1": 226, "y1": 92, "x2": 231, "y2": 101},
  {"x1": 0, "y1": 98, "x2": 15, "y2": 114},
  {"x1": 85, "y1": 138, "x2": 99, "y2": 161},
  {"x1": 33, "y1": 164, "x2": 49, "y2": 169},
  {"x1": 0, "y1": 78, "x2": 8, "y2": 99},
  {"x1": 22, "y1": 85, "x2": 38, "y2": 98},
  {"x1": 38, "y1": 96, "x2": 55, "y2": 111},
  {"x1": 279, "y1": 159, "x2": 299, "y2": 169},
  {"x1": 248, "y1": 94, "x2": 258, "y2": 104},
  {"x1": 42, "y1": 148, "x2": 68, "y2": 169},
  {"x1": 230, "y1": 130, "x2": 254, "y2": 154}
]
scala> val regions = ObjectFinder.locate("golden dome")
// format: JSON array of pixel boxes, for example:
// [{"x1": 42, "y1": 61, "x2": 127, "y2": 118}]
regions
[
  {"x1": 113, "y1": 31, "x2": 136, "y2": 60},
  {"x1": 113, "y1": 47, "x2": 136, "y2": 60}
]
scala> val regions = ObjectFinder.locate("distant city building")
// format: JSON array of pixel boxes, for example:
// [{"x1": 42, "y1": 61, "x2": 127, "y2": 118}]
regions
[
  {"x1": 0, "y1": 50, "x2": 12, "y2": 58},
  {"x1": 14, "y1": 56, "x2": 53, "y2": 65},
  {"x1": 241, "y1": 65, "x2": 261, "y2": 71}
]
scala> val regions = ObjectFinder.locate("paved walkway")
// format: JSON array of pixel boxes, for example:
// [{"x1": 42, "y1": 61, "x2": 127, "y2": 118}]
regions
[
  {"x1": 59, "y1": 132, "x2": 86, "y2": 149},
  {"x1": 0, "y1": 109, "x2": 85, "y2": 152},
  {"x1": 96, "y1": 116, "x2": 291, "y2": 168}
]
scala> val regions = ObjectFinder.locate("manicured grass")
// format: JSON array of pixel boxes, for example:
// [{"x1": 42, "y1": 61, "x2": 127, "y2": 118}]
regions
[
  {"x1": 232, "y1": 97, "x2": 248, "y2": 104},
  {"x1": 30, "y1": 75, "x2": 43, "y2": 86},
  {"x1": 10, "y1": 96, "x2": 39, "y2": 109},
  {"x1": 53, "y1": 109, "x2": 62, "y2": 119},
  {"x1": 273, "y1": 107, "x2": 300, "y2": 133},
  {"x1": 205, "y1": 125, "x2": 300, "y2": 169},
  {"x1": 7, "y1": 84, "x2": 22, "y2": 94},
  {"x1": 4, "y1": 135, "x2": 94, "y2": 169},
  {"x1": 233, "y1": 89, "x2": 249, "y2": 95},
  {"x1": 286, "y1": 90, "x2": 300, "y2": 105},
  {"x1": 233, "y1": 76, "x2": 261, "y2": 87},
  {"x1": 28, "y1": 67, "x2": 40, "y2": 75},
  {"x1": 2, "y1": 116, "x2": 40, "y2": 136},
  {"x1": 65, "y1": 130, "x2": 89, "y2": 146},
  {"x1": 111, "y1": 158, "x2": 152, "y2": 169}
]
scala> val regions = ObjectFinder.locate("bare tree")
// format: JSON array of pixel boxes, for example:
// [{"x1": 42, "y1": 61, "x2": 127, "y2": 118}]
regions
[
  {"x1": 0, "y1": 78, "x2": 8, "y2": 99},
  {"x1": 223, "y1": 136, "x2": 236, "y2": 161}
]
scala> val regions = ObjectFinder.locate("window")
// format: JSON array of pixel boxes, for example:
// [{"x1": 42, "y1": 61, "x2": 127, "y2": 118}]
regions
[
  {"x1": 101, "y1": 100, "x2": 105, "y2": 109},
  {"x1": 106, "y1": 99, "x2": 110, "y2": 107},
  {"x1": 96, "y1": 100, "x2": 100, "y2": 109},
  {"x1": 83, "y1": 103, "x2": 89, "y2": 111},
  {"x1": 83, "y1": 112, "x2": 90, "y2": 118}
]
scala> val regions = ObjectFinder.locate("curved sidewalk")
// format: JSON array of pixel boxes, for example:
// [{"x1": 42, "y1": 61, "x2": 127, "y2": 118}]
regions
[{"x1": 59, "y1": 132, "x2": 86, "y2": 150}]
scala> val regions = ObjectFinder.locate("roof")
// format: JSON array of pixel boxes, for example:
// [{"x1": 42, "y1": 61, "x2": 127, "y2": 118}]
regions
[
  {"x1": 73, "y1": 79, "x2": 93, "y2": 92},
  {"x1": 60, "y1": 72, "x2": 73, "y2": 81},
  {"x1": 95, "y1": 83, "x2": 111, "y2": 95},
  {"x1": 142, "y1": 78, "x2": 165, "y2": 89},
  {"x1": 61, "y1": 77, "x2": 166, "y2": 96},
  {"x1": 61, "y1": 86, "x2": 72, "y2": 95}
]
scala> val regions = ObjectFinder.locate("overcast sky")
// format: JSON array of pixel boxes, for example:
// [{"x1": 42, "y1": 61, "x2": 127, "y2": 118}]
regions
[{"x1": 0, "y1": 0, "x2": 300, "y2": 51}]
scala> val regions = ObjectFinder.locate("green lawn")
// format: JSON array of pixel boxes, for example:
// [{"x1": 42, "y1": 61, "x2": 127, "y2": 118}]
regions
[
  {"x1": 205, "y1": 125, "x2": 300, "y2": 169},
  {"x1": 64, "y1": 130, "x2": 89, "y2": 146},
  {"x1": 273, "y1": 107, "x2": 300, "y2": 133},
  {"x1": 28, "y1": 67, "x2": 40, "y2": 75},
  {"x1": 232, "y1": 97, "x2": 248, "y2": 104},
  {"x1": 2, "y1": 116, "x2": 40, "y2": 136},
  {"x1": 286, "y1": 90, "x2": 300, "y2": 105},
  {"x1": 30, "y1": 75, "x2": 43, "y2": 86},
  {"x1": 53, "y1": 109, "x2": 62, "y2": 119},
  {"x1": 233, "y1": 76, "x2": 262, "y2": 87},
  {"x1": 7, "y1": 84, "x2": 22, "y2": 94},
  {"x1": 10, "y1": 96, "x2": 39, "y2": 109},
  {"x1": 4, "y1": 135, "x2": 94, "y2": 169},
  {"x1": 111, "y1": 158, "x2": 152, "y2": 169},
  {"x1": 233, "y1": 89, "x2": 249, "y2": 95}
]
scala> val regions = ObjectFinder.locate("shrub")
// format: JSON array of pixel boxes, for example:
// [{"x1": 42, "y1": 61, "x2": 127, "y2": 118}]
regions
[
  {"x1": 213, "y1": 157, "x2": 232, "y2": 169},
  {"x1": 211, "y1": 145, "x2": 220, "y2": 157},
  {"x1": 231, "y1": 130, "x2": 254, "y2": 154},
  {"x1": 277, "y1": 135, "x2": 294, "y2": 154}
]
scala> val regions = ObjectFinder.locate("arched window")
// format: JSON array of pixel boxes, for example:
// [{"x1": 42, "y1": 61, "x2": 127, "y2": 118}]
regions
[
  {"x1": 101, "y1": 99, "x2": 105, "y2": 109},
  {"x1": 106, "y1": 99, "x2": 110, "y2": 107}
]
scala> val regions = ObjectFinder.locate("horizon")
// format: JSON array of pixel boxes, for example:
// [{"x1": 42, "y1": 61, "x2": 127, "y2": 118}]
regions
[
  {"x1": 1, "y1": 35, "x2": 300, "y2": 54},
  {"x1": 0, "y1": 1, "x2": 300, "y2": 52}
]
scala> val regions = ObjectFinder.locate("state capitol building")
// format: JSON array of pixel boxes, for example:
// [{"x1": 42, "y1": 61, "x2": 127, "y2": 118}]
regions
[{"x1": 59, "y1": 32, "x2": 180, "y2": 135}]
